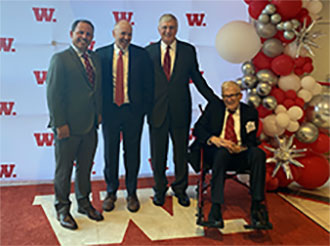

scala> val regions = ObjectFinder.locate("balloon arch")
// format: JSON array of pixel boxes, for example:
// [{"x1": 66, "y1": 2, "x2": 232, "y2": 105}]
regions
[{"x1": 215, "y1": 0, "x2": 329, "y2": 190}]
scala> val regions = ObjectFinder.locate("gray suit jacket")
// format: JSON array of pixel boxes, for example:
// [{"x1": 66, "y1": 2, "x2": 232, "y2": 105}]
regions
[{"x1": 46, "y1": 47, "x2": 102, "y2": 135}]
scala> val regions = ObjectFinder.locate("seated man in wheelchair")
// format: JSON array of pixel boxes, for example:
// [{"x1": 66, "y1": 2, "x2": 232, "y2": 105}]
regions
[{"x1": 192, "y1": 80, "x2": 271, "y2": 229}]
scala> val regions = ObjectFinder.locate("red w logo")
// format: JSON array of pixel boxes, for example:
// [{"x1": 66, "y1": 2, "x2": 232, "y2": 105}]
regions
[
  {"x1": 0, "y1": 38, "x2": 15, "y2": 52},
  {"x1": 0, "y1": 164, "x2": 16, "y2": 178},
  {"x1": 186, "y1": 13, "x2": 206, "y2": 27},
  {"x1": 34, "y1": 133, "x2": 54, "y2": 147},
  {"x1": 88, "y1": 41, "x2": 96, "y2": 51},
  {"x1": 0, "y1": 102, "x2": 16, "y2": 116},
  {"x1": 33, "y1": 71, "x2": 47, "y2": 85},
  {"x1": 113, "y1": 11, "x2": 134, "y2": 25},
  {"x1": 32, "y1": 7, "x2": 56, "y2": 22}
]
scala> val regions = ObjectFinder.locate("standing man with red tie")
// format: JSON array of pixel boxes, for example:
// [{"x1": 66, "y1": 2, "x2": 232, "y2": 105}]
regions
[
  {"x1": 46, "y1": 19, "x2": 103, "y2": 230},
  {"x1": 193, "y1": 81, "x2": 269, "y2": 228},
  {"x1": 146, "y1": 14, "x2": 218, "y2": 207},
  {"x1": 96, "y1": 20, "x2": 154, "y2": 213}
]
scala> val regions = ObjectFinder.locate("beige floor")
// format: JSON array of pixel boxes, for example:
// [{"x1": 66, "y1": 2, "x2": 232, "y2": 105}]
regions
[{"x1": 279, "y1": 182, "x2": 330, "y2": 232}]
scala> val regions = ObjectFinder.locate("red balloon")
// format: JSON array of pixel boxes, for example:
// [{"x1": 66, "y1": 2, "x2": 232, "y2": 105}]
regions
[
  {"x1": 294, "y1": 97, "x2": 305, "y2": 108},
  {"x1": 285, "y1": 90, "x2": 297, "y2": 100},
  {"x1": 266, "y1": 176, "x2": 280, "y2": 191},
  {"x1": 257, "y1": 105, "x2": 273, "y2": 118},
  {"x1": 270, "y1": 87, "x2": 285, "y2": 104},
  {"x1": 293, "y1": 137, "x2": 309, "y2": 149},
  {"x1": 275, "y1": 165, "x2": 302, "y2": 187},
  {"x1": 272, "y1": 0, "x2": 302, "y2": 20},
  {"x1": 309, "y1": 133, "x2": 330, "y2": 154},
  {"x1": 271, "y1": 54, "x2": 295, "y2": 76},
  {"x1": 294, "y1": 57, "x2": 305, "y2": 67},
  {"x1": 296, "y1": 154, "x2": 330, "y2": 189},
  {"x1": 252, "y1": 51, "x2": 273, "y2": 70},
  {"x1": 296, "y1": 8, "x2": 312, "y2": 27},
  {"x1": 248, "y1": 1, "x2": 269, "y2": 19},
  {"x1": 244, "y1": 0, "x2": 252, "y2": 4},
  {"x1": 283, "y1": 99, "x2": 295, "y2": 109},
  {"x1": 257, "y1": 118, "x2": 263, "y2": 137},
  {"x1": 303, "y1": 63, "x2": 313, "y2": 73},
  {"x1": 304, "y1": 56, "x2": 313, "y2": 64},
  {"x1": 294, "y1": 67, "x2": 304, "y2": 76},
  {"x1": 274, "y1": 31, "x2": 296, "y2": 44}
]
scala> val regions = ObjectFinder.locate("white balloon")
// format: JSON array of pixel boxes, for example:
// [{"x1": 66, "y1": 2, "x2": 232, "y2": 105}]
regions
[
  {"x1": 276, "y1": 112, "x2": 290, "y2": 128},
  {"x1": 263, "y1": 114, "x2": 285, "y2": 137},
  {"x1": 287, "y1": 120, "x2": 300, "y2": 132},
  {"x1": 288, "y1": 106, "x2": 304, "y2": 120},
  {"x1": 215, "y1": 21, "x2": 261, "y2": 63},
  {"x1": 302, "y1": 0, "x2": 311, "y2": 8},
  {"x1": 298, "y1": 89, "x2": 313, "y2": 102},
  {"x1": 307, "y1": 0, "x2": 323, "y2": 14},
  {"x1": 275, "y1": 104, "x2": 287, "y2": 114},
  {"x1": 311, "y1": 82, "x2": 322, "y2": 96},
  {"x1": 301, "y1": 76, "x2": 316, "y2": 90},
  {"x1": 284, "y1": 42, "x2": 308, "y2": 58},
  {"x1": 278, "y1": 73, "x2": 301, "y2": 92}
]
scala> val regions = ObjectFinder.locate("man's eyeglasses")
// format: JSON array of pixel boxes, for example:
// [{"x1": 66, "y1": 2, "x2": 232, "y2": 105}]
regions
[{"x1": 222, "y1": 93, "x2": 240, "y2": 99}]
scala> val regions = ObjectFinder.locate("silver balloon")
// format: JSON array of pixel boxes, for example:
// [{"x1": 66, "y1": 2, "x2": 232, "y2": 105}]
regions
[
  {"x1": 262, "y1": 38, "x2": 284, "y2": 58},
  {"x1": 256, "y1": 69, "x2": 278, "y2": 86},
  {"x1": 241, "y1": 61, "x2": 255, "y2": 75},
  {"x1": 247, "y1": 93, "x2": 261, "y2": 108},
  {"x1": 256, "y1": 82, "x2": 272, "y2": 96},
  {"x1": 291, "y1": 19, "x2": 300, "y2": 29},
  {"x1": 270, "y1": 13, "x2": 281, "y2": 24},
  {"x1": 284, "y1": 31, "x2": 295, "y2": 40},
  {"x1": 295, "y1": 122, "x2": 319, "y2": 143},
  {"x1": 262, "y1": 96, "x2": 277, "y2": 110},
  {"x1": 276, "y1": 22, "x2": 285, "y2": 31},
  {"x1": 283, "y1": 21, "x2": 293, "y2": 31},
  {"x1": 248, "y1": 88, "x2": 257, "y2": 95},
  {"x1": 242, "y1": 75, "x2": 257, "y2": 89},
  {"x1": 264, "y1": 4, "x2": 276, "y2": 15},
  {"x1": 236, "y1": 77, "x2": 246, "y2": 90},
  {"x1": 306, "y1": 93, "x2": 330, "y2": 133},
  {"x1": 256, "y1": 22, "x2": 277, "y2": 39},
  {"x1": 258, "y1": 14, "x2": 270, "y2": 24}
]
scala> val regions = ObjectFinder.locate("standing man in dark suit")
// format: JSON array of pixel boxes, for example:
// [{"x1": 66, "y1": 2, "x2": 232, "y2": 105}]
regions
[
  {"x1": 96, "y1": 20, "x2": 154, "y2": 213},
  {"x1": 146, "y1": 14, "x2": 217, "y2": 207},
  {"x1": 46, "y1": 19, "x2": 103, "y2": 230},
  {"x1": 193, "y1": 81, "x2": 270, "y2": 229}
]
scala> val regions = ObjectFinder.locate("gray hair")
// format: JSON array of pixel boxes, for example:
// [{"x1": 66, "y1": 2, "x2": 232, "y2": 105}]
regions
[
  {"x1": 158, "y1": 13, "x2": 178, "y2": 27},
  {"x1": 221, "y1": 81, "x2": 241, "y2": 93}
]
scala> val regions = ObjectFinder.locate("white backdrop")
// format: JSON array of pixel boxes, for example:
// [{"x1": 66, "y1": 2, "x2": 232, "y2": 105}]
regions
[{"x1": 0, "y1": 0, "x2": 249, "y2": 183}]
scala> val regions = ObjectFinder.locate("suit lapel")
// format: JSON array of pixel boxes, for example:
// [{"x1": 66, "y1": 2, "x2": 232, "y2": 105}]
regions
[
  {"x1": 239, "y1": 103, "x2": 246, "y2": 140},
  {"x1": 69, "y1": 47, "x2": 94, "y2": 89},
  {"x1": 170, "y1": 40, "x2": 180, "y2": 81}
]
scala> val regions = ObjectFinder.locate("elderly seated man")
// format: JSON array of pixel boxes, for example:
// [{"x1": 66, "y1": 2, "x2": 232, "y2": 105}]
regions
[{"x1": 193, "y1": 80, "x2": 271, "y2": 229}]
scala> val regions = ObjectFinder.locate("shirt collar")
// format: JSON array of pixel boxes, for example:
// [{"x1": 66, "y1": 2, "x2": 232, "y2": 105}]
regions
[
  {"x1": 161, "y1": 39, "x2": 176, "y2": 51},
  {"x1": 71, "y1": 44, "x2": 91, "y2": 57},
  {"x1": 114, "y1": 43, "x2": 128, "y2": 55}
]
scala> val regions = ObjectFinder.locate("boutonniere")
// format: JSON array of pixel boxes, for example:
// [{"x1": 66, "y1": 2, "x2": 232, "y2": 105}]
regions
[{"x1": 246, "y1": 121, "x2": 256, "y2": 134}]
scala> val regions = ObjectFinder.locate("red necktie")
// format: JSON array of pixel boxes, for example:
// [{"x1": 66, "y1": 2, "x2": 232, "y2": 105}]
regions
[
  {"x1": 115, "y1": 50, "x2": 124, "y2": 107},
  {"x1": 163, "y1": 45, "x2": 171, "y2": 81},
  {"x1": 225, "y1": 112, "x2": 237, "y2": 144},
  {"x1": 82, "y1": 53, "x2": 94, "y2": 86}
]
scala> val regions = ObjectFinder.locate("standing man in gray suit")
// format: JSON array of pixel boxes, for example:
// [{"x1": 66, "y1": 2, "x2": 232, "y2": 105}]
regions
[
  {"x1": 46, "y1": 19, "x2": 103, "y2": 230},
  {"x1": 146, "y1": 14, "x2": 218, "y2": 207}
]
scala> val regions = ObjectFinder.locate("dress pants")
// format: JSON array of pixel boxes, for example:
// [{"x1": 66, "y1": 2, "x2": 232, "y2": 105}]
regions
[
  {"x1": 149, "y1": 113, "x2": 189, "y2": 195},
  {"x1": 205, "y1": 146, "x2": 266, "y2": 204},
  {"x1": 54, "y1": 128, "x2": 97, "y2": 213},
  {"x1": 102, "y1": 104, "x2": 144, "y2": 196}
]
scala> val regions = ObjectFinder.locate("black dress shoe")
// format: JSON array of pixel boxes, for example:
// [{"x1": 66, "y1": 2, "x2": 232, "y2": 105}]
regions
[
  {"x1": 78, "y1": 205, "x2": 104, "y2": 221},
  {"x1": 153, "y1": 192, "x2": 165, "y2": 206},
  {"x1": 207, "y1": 204, "x2": 224, "y2": 228},
  {"x1": 175, "y1": 193, "x2": 190, "y2": 207},
  {"x1": 250, "y1": 203, "x2": 272, "y2": 229},
  {"x1": 103, "y1": 193, "x2": 117, "y2": 212},
  {"x1": 57, "y1": 211, "x2": 78, "y2": 230},
  {"x1": 127, "y1": 194, "x2": 140, "y2": 212}
]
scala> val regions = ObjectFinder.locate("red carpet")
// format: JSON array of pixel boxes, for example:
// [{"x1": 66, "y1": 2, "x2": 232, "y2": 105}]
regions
[{"x1": 1, "y1": 177, "x2": 329, "y2": 245}]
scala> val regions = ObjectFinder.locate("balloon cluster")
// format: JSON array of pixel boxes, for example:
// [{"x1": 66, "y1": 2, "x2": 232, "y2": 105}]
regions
[{"x1": 216, "y1": 0, "x2": 329, "y2": 191}]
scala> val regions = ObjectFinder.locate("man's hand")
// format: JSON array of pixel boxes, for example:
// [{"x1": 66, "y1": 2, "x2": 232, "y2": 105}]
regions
[
  {"x1": 56, "y1": 124, "x2": 70, "y2": 139},
  {"x1": 209, "y1": 136, "x2": 247, "y2": 154},
  {"x1": 98, "y1": 114, "x2": 102, "y2": 124}
]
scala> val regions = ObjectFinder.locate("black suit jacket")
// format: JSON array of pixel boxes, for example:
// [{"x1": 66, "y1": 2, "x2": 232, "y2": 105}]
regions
[
  {"x1": 146, "y1": 40, "x2": 217, "y2": 128},
  {"x1": 189, "y1": 98, "x2": 259, "y2": 172},
  {"x1": 96, "y1": 43, "x2": 154, "y2": 123}
]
